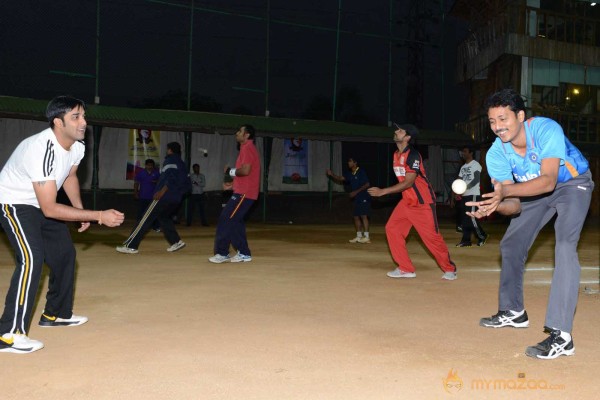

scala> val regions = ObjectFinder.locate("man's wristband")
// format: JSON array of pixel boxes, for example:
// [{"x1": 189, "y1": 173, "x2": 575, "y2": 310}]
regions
[{"x1": 228, "y1": 168, "x2": 237, "y2": 177}]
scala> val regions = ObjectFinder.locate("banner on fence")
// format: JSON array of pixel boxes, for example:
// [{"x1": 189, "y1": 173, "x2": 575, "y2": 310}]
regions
[
  {"x1": 282, "y1": 138, "x2": 308, "y2": 184},
  {"x1": 126, "y1": 129, "x2": 161, "y2": 180}
]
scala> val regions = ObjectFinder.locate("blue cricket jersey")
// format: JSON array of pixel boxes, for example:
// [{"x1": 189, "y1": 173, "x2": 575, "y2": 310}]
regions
[{"x1": 486, "y1": 117, "x2": 589, "y2": 184}]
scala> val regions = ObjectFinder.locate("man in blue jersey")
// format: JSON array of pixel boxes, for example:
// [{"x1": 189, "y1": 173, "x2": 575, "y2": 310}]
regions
[
  {"x1": 469, "y1": 89, "x2": 594, "y2": 359},
  {"x1": 326, "y1": 157, "x2": 372, "y2": 243}
]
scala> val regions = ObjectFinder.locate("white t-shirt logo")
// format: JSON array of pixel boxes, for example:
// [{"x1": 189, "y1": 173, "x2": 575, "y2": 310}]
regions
[{"x1": 394, "y1": 166, "x2": 405, "y2": 177}]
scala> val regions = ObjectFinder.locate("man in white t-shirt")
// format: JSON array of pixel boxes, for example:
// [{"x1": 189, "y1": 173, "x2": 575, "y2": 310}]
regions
[
  {"x1": 454, "y1": 145, "x2": 488, "y2": 247},
  {"x1": 0, "y1": 96, "x2": 124, "y2": 354}
]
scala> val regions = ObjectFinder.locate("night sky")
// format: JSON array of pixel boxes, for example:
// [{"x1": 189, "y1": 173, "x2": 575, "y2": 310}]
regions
[{"x1": 0, "y1": 0, "x2": 469, "y2": 130}]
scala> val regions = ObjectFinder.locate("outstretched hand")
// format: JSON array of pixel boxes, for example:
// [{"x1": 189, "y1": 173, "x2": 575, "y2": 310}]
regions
[
  {"x1": 77, "y1": 222, "x2": 91, "y2": 233},
  {"x1": 367, "y1": 187, "x2": 385, "y2": 197},
  {"x1": 466, "y1": 179, "x2": 504, "y2": 219},
  {"x1": 99, "y1": 209, "x2": 125, "y2": 227}
]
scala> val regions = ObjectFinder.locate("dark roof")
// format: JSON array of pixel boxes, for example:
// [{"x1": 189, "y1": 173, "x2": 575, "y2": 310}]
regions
[{"x1": 0, "y1": 96, "x2": 471, "y2": 145}]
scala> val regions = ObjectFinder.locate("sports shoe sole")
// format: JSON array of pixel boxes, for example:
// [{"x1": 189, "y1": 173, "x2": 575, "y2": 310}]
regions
[
  {"x1": 116, "y1": 247, "x2": 138, "y2": 254},
  {"x1": 479, "y1": 319, "x2": 529, "y2": 328},
  {"x1": 167, "y1": 242, "x2": 186, "y2": 252},
  {"x1": 386, "y1": 271, "x2": 416, "y2": 278},
  {"x1": 231, "y1": 257, "x2": 252, "y2": 263},
  {"x1": 0, "y1": 342, "x2": 44, "y2": 353},
  {"x1": 525, "y1": 343, "x2": 575, "y2": 359},
  {"x1": 441, "y1": 273, "x2": 457, "y2": 281},
  {"x1": 39, "y1": 315, "x2": 88, "y2": 328},
  {"x1": 208, "y1": 256, "x2": 231, "y2": 264},
  {"x1": 39, "y1": 320, "x2": 87, "y2": 327}
]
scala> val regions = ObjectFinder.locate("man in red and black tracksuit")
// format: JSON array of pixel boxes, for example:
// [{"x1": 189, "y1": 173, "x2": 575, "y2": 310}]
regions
[{"x1": 368, "y1": 123, "x2": 457, "y2": 280}]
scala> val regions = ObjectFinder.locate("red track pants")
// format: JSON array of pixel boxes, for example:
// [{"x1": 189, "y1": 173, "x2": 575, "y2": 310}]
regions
[{"x1": 385, "y1": 201, "x2": 456, "y2": 273}]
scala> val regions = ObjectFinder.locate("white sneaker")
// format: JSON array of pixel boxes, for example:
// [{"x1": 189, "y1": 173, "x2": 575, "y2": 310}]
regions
[
  {"x1": 167, "y1": 240, "x2": 186, "y2": 252},
  {"x1": 349, "y1": 237, "x2": 361, "y2": 243},
  {"x1": 116, "y1": 246, "x2": 138, "y2": 254},
  {"x1": 209, "y1": 254, "x2": 231, "y2": 263},
  {"x1": 230, "y1": 252, "x2": 252, "y2": 263},
  {"x1": 358, "y1": 237, "x2": 371, "y2": 243},
  {"x1": 0, "y1": 333, "x2": 44, "y2": 354},
  {"x1": 386, "y1": 268, "x2": 416, "y2": 278},
  {"x1": 39, "y1": 313, "x2": 88, "y2": 327},
  {"x1": 442, "y1": 272, "x2": 458, "y2": 281}
]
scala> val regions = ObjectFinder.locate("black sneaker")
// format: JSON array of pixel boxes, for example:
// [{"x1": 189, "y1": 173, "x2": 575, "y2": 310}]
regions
[
  {"x1": 455, "y1": 242, "x2": 472, "y2": 248},
  {"x1": 525, "y1": 327, "x2": 575, "y2": 359},
  {"x1": 39, "y1": 313, "x2": 88, "y2": 327},
  {"x1": 477, "y1": 234, "x2": 489, "y2": 246},
  {"x1": 479, "y1": 310, "x2": 529, "y2": 328}
]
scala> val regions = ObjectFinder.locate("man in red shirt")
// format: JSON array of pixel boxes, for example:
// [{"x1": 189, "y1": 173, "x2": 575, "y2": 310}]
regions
[
  {"x1": 209, "y1": 124, "x2": 261, "y2": 263},
  {"x1": 368, "y1": 124, "x2": 457, "y2": 280}
]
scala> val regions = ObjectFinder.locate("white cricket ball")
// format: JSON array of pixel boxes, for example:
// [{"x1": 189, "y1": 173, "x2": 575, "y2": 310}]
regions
[{"x1": 452, "y1": 179, "x2": 467, "y2": 195}]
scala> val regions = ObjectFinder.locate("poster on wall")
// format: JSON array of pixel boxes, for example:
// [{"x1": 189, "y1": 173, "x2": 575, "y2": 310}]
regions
[
  {"x1": 282, "y1": 138, "x2": 308, "y2": 184},
  {"x1": 126, "y1": 129, "x2": 160, "y2": 180}
]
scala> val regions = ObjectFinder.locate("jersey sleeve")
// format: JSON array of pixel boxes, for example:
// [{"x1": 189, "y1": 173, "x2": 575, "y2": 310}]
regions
[
  {"x1": 533, "y1": 118, "x2": 566, "y2": 164},
  {"x1": 485, "y1": 140, "x2": 514, "y2": 183},
  {"x1": 404, "y1": 149, "x2": 421, "y2": 174},
  {"x1": 27, "y1": 140, "x2": 57, "y2": 182}
]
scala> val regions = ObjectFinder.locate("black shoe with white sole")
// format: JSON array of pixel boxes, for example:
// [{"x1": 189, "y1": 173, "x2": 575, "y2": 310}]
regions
[
  {"x1": 525, "y1": 327, "x2": 575, "y2": 359},
  {"x1": 479, "y1": 310, "x2": 529, "y2": 328}
]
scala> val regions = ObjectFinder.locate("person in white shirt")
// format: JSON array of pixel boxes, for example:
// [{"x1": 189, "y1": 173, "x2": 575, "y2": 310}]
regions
[
  {"x1": 454, "y1": 145, "x2": 488, "y2": 247},
  {"x1": 0, "y1": 95, "x2": 124, "y2": 354},
  {"x1": 187, "y1": 163, "x2": 208, "y2": 226}
]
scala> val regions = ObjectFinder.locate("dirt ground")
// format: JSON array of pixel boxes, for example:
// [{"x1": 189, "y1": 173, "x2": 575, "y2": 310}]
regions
[{"x1": 0, "y1": 218, "x2": 598, "y2": 400}]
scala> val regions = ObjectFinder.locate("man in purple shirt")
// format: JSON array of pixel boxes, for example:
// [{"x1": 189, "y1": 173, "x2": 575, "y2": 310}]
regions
[{"x1": 134, "y1": 159, "x2": 160, "y2": 230}]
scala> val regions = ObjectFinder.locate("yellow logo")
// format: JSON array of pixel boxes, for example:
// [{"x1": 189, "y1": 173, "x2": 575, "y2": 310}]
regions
[
  {"x1": 42, "y1": 313, "x2": 57, "y2": 321},
  {"x1": 443, "y1": 369, "x2": 463, "y2": 394},
  {"x1": 0, "y1": 336, "x2": 14, "y2": 345}
]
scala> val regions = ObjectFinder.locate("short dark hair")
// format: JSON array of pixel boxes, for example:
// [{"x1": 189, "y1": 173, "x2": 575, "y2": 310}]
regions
[
  {"x1": 167, "y1": 142, "x2": 182, "y2": 154},
  {"x1": 46, "y1": 95, "x2": 86, "y2": 128},
  {"x1": 461, "y1": 145, "x2": 474, "y2": 155},
  {"x1": 483, "y1": 88, "x2": 526, "y2": 114},
  {"x1": 193, "y1": 163, "x2": 199, "y2": 168},
  {"x1": 145, "y1": 159, "x2": 155, "y2": 165},
  {"x1": 348, "y1": 157, "x2": 359, "y2": 165},
  {"x1": 241, "y1": 124, "x2": 256, "y2": 140}
]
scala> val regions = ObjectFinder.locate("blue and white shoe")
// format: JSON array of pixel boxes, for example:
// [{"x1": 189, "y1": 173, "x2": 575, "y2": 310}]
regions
[{"x1": 230, "y1": 252, "x2": 252, "y2": 263}]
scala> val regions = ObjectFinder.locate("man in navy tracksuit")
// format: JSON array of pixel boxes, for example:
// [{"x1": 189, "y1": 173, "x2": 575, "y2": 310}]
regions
[{"x1": 117, "y1": 142, "x2": 190, "y2": 254}]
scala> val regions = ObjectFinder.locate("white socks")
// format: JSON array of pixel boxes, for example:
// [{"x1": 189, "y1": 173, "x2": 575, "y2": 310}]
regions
[{"x1": 509, "y1": 310, "x2": 524, "y2": 317}]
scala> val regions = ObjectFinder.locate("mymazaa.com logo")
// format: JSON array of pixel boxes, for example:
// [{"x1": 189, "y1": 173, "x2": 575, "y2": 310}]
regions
[
  {"x1": 442, "y1": 369, "x2": 463, "y2": 394},
  {"x1": 442, "y1": 369, "x2": 565, "y2": 394}
]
